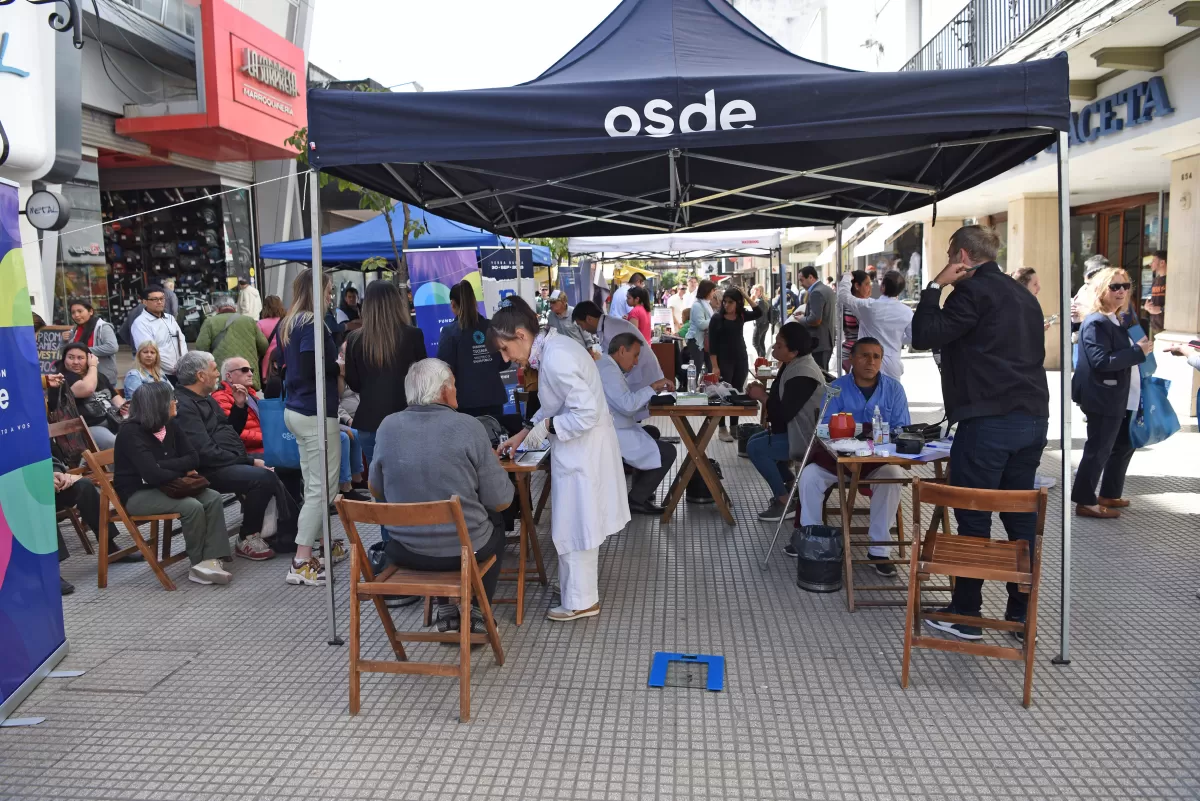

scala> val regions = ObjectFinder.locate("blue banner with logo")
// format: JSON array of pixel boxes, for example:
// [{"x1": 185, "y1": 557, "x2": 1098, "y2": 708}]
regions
[{"x1": 0, "y1": 180, "x2": 65, "y2": 718}]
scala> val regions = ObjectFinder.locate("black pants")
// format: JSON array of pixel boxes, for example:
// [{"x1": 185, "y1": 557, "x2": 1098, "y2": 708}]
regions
[
  {"x1": 56, "y1": 477, "x2": 119, "y2": 559},
  {"x1": 1072, "y1": 411, "x2": 1135, "y2": 506},
  {"x1": 384, "y1": 512, "x2": 506, "y2": 602},
  {"x1": 629, "y1": 438, "x2": 677, "y2": 505},
  {"x1": 948, "y1": 413, "x2": 1049, "y2": 619},
  {"x1": 812, "y1": 349, "x2": 831, "y2": 372},
  {"x1": 686, "y1": 341, "x2": 708, "y2": 376},
  {"x1": 718, "y1": 361, "x2": 749, "y2": 430},
  {"x1": 203, "y1": 464, "x2": 298, "y2": 540},
  {"x1": 753, "y1": 324, "x2": 768, "y2": 358}
]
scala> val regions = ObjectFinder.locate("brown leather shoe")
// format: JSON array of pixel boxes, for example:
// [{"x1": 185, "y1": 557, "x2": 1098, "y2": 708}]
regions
[
  {"x1": 1098, "y1": 497, "x2": 1129, "y2": 508},
  {"x1": 1075, "y1": 503, "x2": 1119, "y2": 519}
]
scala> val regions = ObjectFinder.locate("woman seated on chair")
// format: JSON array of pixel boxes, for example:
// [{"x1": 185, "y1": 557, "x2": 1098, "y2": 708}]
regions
[
  {"x1": 743, "y1": 322, "x2": 825, "y2": 523},
  {"x1": 123, "y1": 340, "x2": 172, "y2": 399},
  {"x1": 57, "y1": 342, "x2": 126, "y2": 450},
  {"x1": 113, "y1": 381, "x2": 234, "y2": 587},
  {"x1": 368, "y1": 358, "x2": 514, "y2": 634}
]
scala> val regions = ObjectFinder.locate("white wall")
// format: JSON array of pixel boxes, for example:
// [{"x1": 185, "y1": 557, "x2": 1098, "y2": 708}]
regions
[
  {"x1": 732, "y1": 0, "x2": 915, "y2": 71},
  {"x1": 920, "y1": 0, "x2": 966, "y2": 48}
]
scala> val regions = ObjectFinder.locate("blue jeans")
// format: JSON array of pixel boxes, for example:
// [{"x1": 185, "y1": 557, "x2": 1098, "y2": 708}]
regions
[
  {"x1": 355, "y1": 429, "x2": 377, "y2": 466},
  {"x1": 338, "y1": 427, "x2": 363, "y2": 484},
  {"x1": 948, "y1": 412, "x2": 1049, "y2": 618},
  {"x1": 747, "y1": 430, "x2": 793, "y2": 500}
]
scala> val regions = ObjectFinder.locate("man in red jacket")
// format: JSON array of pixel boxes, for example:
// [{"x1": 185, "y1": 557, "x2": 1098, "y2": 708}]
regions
[{"x1": 212, "y1": 356, "x2": 263, "y2": 453}]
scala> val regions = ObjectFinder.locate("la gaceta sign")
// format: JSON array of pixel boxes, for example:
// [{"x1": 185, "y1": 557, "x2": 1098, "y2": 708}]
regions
[
  {"x1": 604, "y1": 90, "x2": 756, "y2": 138},
  {"x1": 1067, "y1": 76, "x2": 1174, "y2": 146}
]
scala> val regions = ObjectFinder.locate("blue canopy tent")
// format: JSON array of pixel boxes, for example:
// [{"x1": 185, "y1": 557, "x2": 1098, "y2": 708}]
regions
[
  {"x1": 258, "y1": 207, "x2": 553, "y2": 265},
  {"x1": 299, "y1": 0, "x2": 1076, "y2": 660}
]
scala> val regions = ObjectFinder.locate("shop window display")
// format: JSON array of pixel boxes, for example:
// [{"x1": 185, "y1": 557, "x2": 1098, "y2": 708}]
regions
[{"x1": 95, "y1": 187, "x2": 254, "y2": 339}]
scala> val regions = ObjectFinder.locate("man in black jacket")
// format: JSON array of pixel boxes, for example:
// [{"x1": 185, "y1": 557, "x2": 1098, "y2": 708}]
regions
[
  {"x1": 911, "y1": 225, "x2": 1050, "y2": 641},
  {"x1": 174, "y1": 350, "x2": 298, "y2": 561}
]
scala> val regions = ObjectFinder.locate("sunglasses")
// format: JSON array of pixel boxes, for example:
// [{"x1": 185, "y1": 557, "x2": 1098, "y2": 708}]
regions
[
  {"x1": 1108, "y1": 282, "x2": 1131, "y2": 292},
  {"x1": 228, "y1": 366, "x2": 253, "y2": 374}
]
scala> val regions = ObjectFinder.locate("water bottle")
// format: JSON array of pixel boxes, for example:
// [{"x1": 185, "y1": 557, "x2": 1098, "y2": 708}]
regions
[
  {"x1": 687, "y1": 363, "x2": 697, "y2": 393},
  {"x1": 872, "y1": 405, "x2": 883, "y2": 446}
]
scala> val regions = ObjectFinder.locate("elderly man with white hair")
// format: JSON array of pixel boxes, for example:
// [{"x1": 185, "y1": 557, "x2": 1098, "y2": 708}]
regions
[{"x1": 369, "y1": 358, "x2": 514, "y2": 635}]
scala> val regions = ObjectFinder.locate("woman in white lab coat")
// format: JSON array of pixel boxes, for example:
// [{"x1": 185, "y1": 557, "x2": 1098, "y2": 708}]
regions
[{"x1": 494, "y1": 296, "x2": 630, "y2": 621}]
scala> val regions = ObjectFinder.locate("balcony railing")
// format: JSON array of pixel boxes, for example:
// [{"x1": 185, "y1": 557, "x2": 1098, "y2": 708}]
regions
[{"x1": 902, "y1": 0, "x2": 1072, "y2": 72}]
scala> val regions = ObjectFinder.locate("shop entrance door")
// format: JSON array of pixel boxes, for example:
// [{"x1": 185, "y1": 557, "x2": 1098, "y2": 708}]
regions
[{"x1": 1098, "y1": 206, "x2": 1145, "y2": 301}]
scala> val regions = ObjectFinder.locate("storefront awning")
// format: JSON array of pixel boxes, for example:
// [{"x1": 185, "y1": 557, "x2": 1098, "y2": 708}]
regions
[{"x1": 853, "y1": 218, "x2": 909, "y2": 259}]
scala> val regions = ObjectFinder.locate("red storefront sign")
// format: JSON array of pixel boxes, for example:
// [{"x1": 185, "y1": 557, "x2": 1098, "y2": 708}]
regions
[{"x1": 115, "y1": 0, "x2": 306, "y2": 162}]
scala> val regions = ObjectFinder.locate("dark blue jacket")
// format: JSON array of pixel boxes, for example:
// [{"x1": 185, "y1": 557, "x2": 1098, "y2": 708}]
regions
[
  {"x1": 1072, "y1": 312, "x2": 1145, "y2": 417},
  {"x1": 437, "y1": 318, "x2": 508, "y2": 410}
]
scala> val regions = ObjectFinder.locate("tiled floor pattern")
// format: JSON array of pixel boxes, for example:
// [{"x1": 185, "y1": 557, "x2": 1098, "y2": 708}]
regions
[{"x1": 3, "y1": 353, "x2": 1199, "y2": 800}]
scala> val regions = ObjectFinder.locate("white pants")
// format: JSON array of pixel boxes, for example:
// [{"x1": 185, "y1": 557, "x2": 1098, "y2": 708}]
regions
[
  {"x1": 798, "y1": 463, "x2": 904, "y2": 557},
  {"x1": 558, "y1": 547, "x2": 600, "y2": 610},
  {"x1": 285, "y1": 409, "x2": 342, "y2": 549}
]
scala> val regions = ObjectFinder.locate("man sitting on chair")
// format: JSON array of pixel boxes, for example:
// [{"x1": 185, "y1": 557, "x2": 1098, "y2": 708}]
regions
[
  {"x1": 596, "y1": 333, "x2": 677, "y2": 515},
  {"x1": 794, "y1": 338, "x2": 911, "y2": 574},
  {"x1": 370, "y1": 358, "x2": 514, "y2": 635}
]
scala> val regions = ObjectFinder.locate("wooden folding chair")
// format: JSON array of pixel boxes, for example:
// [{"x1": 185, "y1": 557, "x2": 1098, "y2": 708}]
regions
[
  {"x1": 336, "y1": 496, "x2": 504, "y2": 722},
  {"x1": 901, "y1": 479, "x2": 1048, "y2": 707},
  {"x1": 82, "y1": 450, "x2": 184, "y2": 591},
  {"x1": 49, "y1": 419, "x2": 99, "y2": 555}
]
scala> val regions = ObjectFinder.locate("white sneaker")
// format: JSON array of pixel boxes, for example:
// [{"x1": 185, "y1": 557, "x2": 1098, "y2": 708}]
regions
[
  {"x1": 312, "y1": 539, "x2": 347, "y2": 565},
  {"x1": 189, "y1": 559, "x2": 232, "y2": 586},
  {"x1": 1034, "y1": 475, "x2": 1056, "y2": 489},
  {"x1": 285, "y1": 557, "x2": 326, "y2": 586}
]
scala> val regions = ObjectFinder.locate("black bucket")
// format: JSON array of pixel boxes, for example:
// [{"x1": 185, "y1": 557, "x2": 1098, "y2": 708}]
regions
[
  {"x1": 737, "y1": 423, "x2": 764, "y2": 457},
  {"x1": 792, "y1": 524, "x2": 844, "y2": 593}
]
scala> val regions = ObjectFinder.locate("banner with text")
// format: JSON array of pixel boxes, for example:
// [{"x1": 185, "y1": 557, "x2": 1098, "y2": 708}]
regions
[
  {"x1": 479, "y1": 247, "x2": 538, "y2": 313},
  {"x1": 408, "y1": 249, "x2": 485, "y2": 358},
  {"x1": 0, "y1": 180, "x2": 64, "y2": 718}
]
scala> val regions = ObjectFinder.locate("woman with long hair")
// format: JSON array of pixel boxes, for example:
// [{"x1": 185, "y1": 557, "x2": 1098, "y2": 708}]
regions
[
  {"x1": 57, "y1": 341, "x2": 126, "y2": 449},
  {"x1": 623, "y1": 286, "x2": 653, "y2": 340},
  {"x1": 123, "y1": 341, "x2": 170, "y2": 399},
  {"x1": 344, "y1": 280, "x2": 426, "y2": 472},
  {"x1": 493, "y1": 296, "x2": 628, "y2": 622},
  {"x1": 707, "y1": 285, "x2": 764, "y2": 440},
  {"x1": 68, "y1": 299, "x2": 119, "y2": 385},
  {"x1": 686, "y1": 279, "x2": 717, "y2": 373},
  {"x1": 114, "y1": 382, "x2": 232, "y2": 585},
  {"x1": 437, "y1": 279, "x2": 509, "y2": 422},
  {"x1": 840, "y1": 270, "x2": 872, "y2": 373},
  {"x1": 278, "y1": 268, "x2": 342, "y2": 586},
  {"x1": 1071, "y1": 267, "x2": 1151, "y2": 519}
]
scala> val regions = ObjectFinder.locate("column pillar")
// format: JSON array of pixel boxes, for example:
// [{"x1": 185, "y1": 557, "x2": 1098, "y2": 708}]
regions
[
  {"x1": 1158, "y1": 154, "x2": 1200, "y2": 418},
  {"x1": 1007, "y1": 194, "x2": 1061, "y2": 369}
]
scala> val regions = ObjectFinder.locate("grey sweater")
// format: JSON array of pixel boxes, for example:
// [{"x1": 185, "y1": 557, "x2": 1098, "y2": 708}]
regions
[{"x1": 369, "y1": 403, "x2": 514, "y2": 557}]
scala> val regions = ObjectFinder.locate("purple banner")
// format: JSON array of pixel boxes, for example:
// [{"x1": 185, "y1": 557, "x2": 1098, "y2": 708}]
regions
[{"x1": 409, "y1": 249, "x2": 485, "y2": 357}]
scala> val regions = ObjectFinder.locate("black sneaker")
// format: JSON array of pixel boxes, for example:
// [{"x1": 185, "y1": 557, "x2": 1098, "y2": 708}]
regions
[
  {"x1": 925, "y1": 607, "x2": 983, "y2": 640},
  {"x1": 782, "y1": 544, "x2": 798, "y2": 558},
  {"x1": 866, "y1": 553, "x2": 897, "y2": 577},
  {"x1": 1004, "y1": 612, "x2": 1037, "y2": 644},
  {"x1": 757, "y1": 496, "x2": 797, "y2": 522}
]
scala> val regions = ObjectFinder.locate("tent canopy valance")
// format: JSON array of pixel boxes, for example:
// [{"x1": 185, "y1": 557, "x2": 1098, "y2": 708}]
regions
[
  {"x1": 305, "y1": 0, "x2": 1067, "y2": 240},
  {"x1": 569, "y1": 229, "x2": 780, "y2": 261},
  {"x1": 258, "y1": 206, "x2": 553, "y2": 265}
]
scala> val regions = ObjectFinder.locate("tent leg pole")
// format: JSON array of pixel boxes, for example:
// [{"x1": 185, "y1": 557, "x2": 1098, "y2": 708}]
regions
[
  {"x1": 309, "y1": 168, "x2": 343, "y2": 648},
  {"x1": 834, "y1": 222, "x2": 844, "y2": 377},
  {"x1": 776, "y1": 247, "x2": 785, "y2": 331},
  {"x1": 1053, "y1": 131, "x2": 1072, "y2": 667},
  {"x1": 515, "y1": 236, "x2": 522, "y2": 299}
]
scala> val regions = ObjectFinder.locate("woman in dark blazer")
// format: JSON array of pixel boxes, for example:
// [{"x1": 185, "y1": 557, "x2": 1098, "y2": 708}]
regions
[{"x1": 1071, "y1": 268, "x2": 1151, "y2": 519}]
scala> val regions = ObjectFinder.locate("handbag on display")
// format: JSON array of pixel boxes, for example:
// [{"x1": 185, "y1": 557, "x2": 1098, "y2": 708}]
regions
[
  {"x1": 160, "y1": 474, "x2": 211, "y2": 499},
  {"x1": 1129, "y1": 375, "x2": 1179, "y2": 449}
]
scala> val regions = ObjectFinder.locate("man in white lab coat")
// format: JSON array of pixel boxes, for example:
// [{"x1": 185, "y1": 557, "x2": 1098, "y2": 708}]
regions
[
  {"x1": 571, "y1": 301, "x2": 665, "y2": 391},
  {"x1": 597, "y1": 333, "x2": 677, "y2": 515}
]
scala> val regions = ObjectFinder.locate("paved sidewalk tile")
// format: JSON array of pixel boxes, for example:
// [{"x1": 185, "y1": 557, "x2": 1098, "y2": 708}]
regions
[{"x1": 3, "y1": 352, "x2": 1198, "y2": 800}]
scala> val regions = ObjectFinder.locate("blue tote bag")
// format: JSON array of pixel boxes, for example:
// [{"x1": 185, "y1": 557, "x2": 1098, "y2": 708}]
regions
[
  {"x1": 1127, "y1": 324, "x2": 1157, "y2": 376},
  {"x1": 259, "y1": 395, "x2": 302, "y2": 469},
  {"x1": 1129, "y1": 375, "x2": 1179, "y2": 449}
]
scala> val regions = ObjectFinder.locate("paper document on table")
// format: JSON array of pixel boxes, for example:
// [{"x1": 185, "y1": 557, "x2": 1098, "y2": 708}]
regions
[
  {"x1": 912, "y1": 439, "x2": 953, "y2": 461},
  {"x1": 675, "y1": 393, "x2": 709, "y2": 406}
]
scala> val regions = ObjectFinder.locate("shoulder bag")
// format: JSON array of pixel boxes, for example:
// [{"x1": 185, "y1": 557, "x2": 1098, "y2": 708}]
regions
[{"x1": 161, "y1": 474, "x2": 211, "y2": 499}]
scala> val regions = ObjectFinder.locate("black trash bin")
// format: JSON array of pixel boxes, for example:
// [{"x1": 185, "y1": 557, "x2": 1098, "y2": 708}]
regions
[
  {"x1": 791, "y1": 524, "x2": 844, "y2": 593},
  {"x1": 737, "y1": 423, "x2": 764, "y2": 457}
]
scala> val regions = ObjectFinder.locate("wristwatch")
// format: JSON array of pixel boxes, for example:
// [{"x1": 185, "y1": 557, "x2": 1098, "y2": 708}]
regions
[
  {"x1": 546, "y1": 417, "x2": 556, "y2": 436},
  {"x1": 926, "y1": 281, "x2": 941, "y2": 292},
  {"x1": 522, "y1": 419, "x2": 535, "y2": 432}
]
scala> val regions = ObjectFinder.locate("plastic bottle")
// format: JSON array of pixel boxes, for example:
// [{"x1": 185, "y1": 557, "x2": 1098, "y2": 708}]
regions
[
  {"x1": 872, "y1": 405, "x2": 883, "y2": 446},
  {"x1": 687, "y1": 363, "x2": 697, "y2": 393}
]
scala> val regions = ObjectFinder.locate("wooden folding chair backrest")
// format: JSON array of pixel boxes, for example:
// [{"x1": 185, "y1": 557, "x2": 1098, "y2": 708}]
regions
[
  {"x1": 336, "y1": 496, "x2": 470, "y2": 582},
  {"x1": 49, "y1": 417, "x2": 98, "y2": 473},
  {"x1": 912, "y1": 479, "x2": 1048, "y2": 524}
]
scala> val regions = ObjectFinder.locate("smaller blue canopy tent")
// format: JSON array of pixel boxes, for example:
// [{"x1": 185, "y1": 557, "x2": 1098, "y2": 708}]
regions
[{"x1": 259, "y1": 206, "x2": 553, "y2": 265}]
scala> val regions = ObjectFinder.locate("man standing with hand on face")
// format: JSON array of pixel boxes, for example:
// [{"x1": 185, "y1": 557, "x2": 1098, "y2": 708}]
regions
[{"x1": 911, "y1": 225, "x2": 1050, "y2": 641}]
